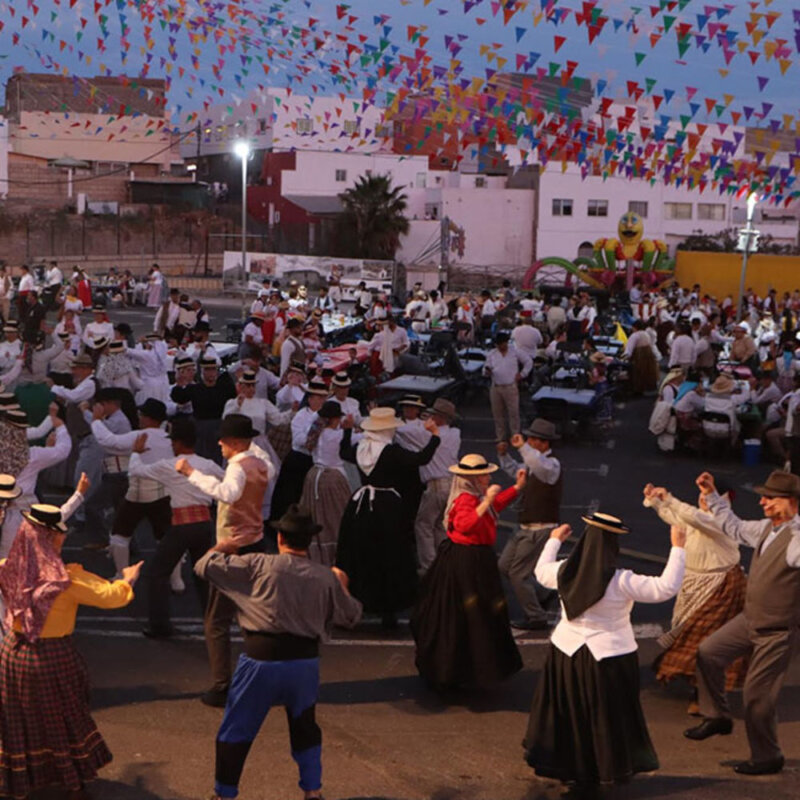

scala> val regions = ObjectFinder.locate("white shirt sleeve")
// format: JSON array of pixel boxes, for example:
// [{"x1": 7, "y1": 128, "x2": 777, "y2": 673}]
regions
[
  {"x1": 518, "y1": 443, "x2": 560, "y2": 485},
  {"x1": 517, "y1": 348, "x2": 533, "y2": 378},
  {"x1": 90, "y1": 420, "x2": 139, "y2": 454},
  {"x1": 616, "y1": 547, "x2": 686, "y2": 602},
  {"x1": 26, "y1": 415, "x2": 55, "y2": 441},
  {"x1": 187, "y1": 461, "x2": 247, "y2": 504},
  {"x1": 59, "y1": 489, "x2": 85, "y2": 522},
  {"x1": 51, "y1": 377, "x2": 95, "y2": 404},
  {"x1": 534, "y1": 538, "x2": 564, "y2": 589},
  {"x1": 28, "y1": 425, "x2": 72, "y2": 471}
]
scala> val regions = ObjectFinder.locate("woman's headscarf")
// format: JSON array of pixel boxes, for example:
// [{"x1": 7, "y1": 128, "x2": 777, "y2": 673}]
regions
[
  {"x1": 0, "y1": 519, "x2": 70, "y2": 642},
  {"x1": 356, "y1": 429, "x2": 394, "y2": 476},
  {"x1": 443, "y1": 475, "x2": 484, "y2": 528},
  {"x1": 557, "y1": 523, "x2": 621, "y2": 621},
  {"x1": 0, "y1": 420, "x2": 29, "y2": 478}
]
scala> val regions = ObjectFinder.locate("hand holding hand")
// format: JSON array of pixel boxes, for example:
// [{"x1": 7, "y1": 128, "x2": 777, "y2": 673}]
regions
[
  {"x1": 121, "y1": 560, "x2": 144, "y2": 586},
  {"x1": 670, "y1": 524, "x2": 687, "y2": 548},
  {"x1": 510, "y1": 433, "x2": 525, "y2": 449},
  {"x1": 696, "y1": 471, "x2": 716, "y2": 496},
  {"x1": 175, "y1": 458, "x2": 193, "y2": 477},
  {"x1": 550, "y1": 523, "x2": 572, "y2": 542},
  {"x1": 76, "y1": 472, "x2": 90, "y2": 495},
  {"x1": 515, "y1": 468, "x2": 527, "y2": 491}
]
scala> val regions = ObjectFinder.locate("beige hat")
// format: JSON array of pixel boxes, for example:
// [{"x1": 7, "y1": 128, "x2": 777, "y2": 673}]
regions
[
  {"x1": 427, "y1": 397, "x2": 457, "y2": 421},
  {"x1": 710, "y1": 374, "x2": 735, "y2": 394},
  {"x1": 360, "y1": 407, "x2": 403, "y2": 432},
  {"x1": 449, "y1": 453, "x2": 499, "y2": 476}
]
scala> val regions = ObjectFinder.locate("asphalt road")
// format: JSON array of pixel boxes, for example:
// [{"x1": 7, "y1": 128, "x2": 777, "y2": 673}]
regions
[{"x1": 33, "y1": 298, "x2": 798, "y2": 799}]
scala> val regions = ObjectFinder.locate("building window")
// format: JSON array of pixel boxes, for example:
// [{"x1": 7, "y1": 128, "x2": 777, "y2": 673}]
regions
[
  {"x1": 335, "y1": 169, "x2": 347, "y2": 182},
  {"x1": 587, "y1": 199, "x2": 608, "y2": 217},
  {"x1": 343, "y1": 120, "x2": 359, "y2": 135},
  {"x1": 94, "y1": 161, "x2": 128, "y2": 175},
  {"x1": 416, "y1": 172, "x2": 427, "y2": 188},
  {"x1": 296, "y1": 118, "x2": 313, "y2": 134},
  {"x1": 258, "y1": 118, "x2": 268, "y2": 134},
  {"x1": 552, "y1": 198, "x2": 573, "y2": 216},
  {"x1": 664, "y1": 202, "x2": 692, "y2": 220},
  {"x1": 628, "y1": 200, "x2": 648, "y2": 217},
  {"x1": 375, "y1": 123, "x2": 393, "y2": 138},
  {"x1": 697, "y1": 203, "x2": 725, "y2": 221},
  {"x1": 475, "y1": 176, "x2": 487, "y2": 188},
  {"x1": 424, "y1": 202, "x2": 441, "y2": 220}
]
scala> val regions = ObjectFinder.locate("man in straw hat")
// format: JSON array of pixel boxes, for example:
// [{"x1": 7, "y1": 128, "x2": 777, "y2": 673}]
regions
[
  {"x1": 177, "y1": 413, "x2": 276, "y2": 707},
  {"x1": 685, "y1": 469, "x2": 800, "y2": 775},
  {"x1": 0, "y1": 321, "x2": 21, "y2": 372},
  {"x1": 497, "y1": 418, "x2": 563, "y2": 630},
  {"x1": 484, "y1": 331, "x2": 532, "y2": 443},
  {"x1": 329, "y1": 371, "x2": 361, "y2": 425},
  {"x1": 414, "y1": 398, "x2": 461, "y2": 574},
  {"x1": 702, "y1": 374, "x2": 740, "y2": 444},
  {"x1": 196, "y1": 505, "x2": 361, "y2": 800}
]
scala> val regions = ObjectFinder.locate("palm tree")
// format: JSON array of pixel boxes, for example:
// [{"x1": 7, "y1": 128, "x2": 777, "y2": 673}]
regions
[{"x1": 337, "y1": 174, "x2": 410, "y2": 260}]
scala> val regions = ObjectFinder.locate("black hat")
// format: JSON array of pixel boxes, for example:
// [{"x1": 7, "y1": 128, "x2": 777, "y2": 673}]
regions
[
  {"x1": 219, "y1": 413, "x2": 258, "y2": 440},
  {"x1": 495, "y1": 331, "x2": 511, "y2": 345},
  {"x1": 318, "y1": 400, "x2": 344, "y2": 420},
  {"x1": 23, "y1": 503, "x2": 67, "y2": 533},
  {"x1": 138, "y1": 398, "x2": 167, "y2": 422},
  {"x1": 269, "y1": 503, "x2": 322, "y2": 537},
  {"x1": 168, "y1": 416, "x2": 196, "y2": 447},
  {"x1": 95, "y1": 387, "x2": 125, "y2": 404}
]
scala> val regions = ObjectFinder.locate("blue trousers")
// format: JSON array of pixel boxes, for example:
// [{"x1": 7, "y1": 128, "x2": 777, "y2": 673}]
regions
[{"x1": 215, "y1": 654, "x2": 321, "y2": 798}]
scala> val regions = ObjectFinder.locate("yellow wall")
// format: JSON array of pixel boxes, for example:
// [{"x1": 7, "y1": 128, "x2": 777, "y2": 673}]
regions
[{"x1": 675, "y1": 251, "x2": 800, "y2": 299}]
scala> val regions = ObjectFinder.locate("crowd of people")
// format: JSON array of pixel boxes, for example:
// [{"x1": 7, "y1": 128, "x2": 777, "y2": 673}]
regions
[{"x1": 0, "y1": 265, "x2": 796, "y2": 799}]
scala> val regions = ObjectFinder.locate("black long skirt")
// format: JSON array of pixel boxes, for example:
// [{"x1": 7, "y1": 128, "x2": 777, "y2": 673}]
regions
[
  {"x1": 411, "y1": 540, "x2": 522, "y2": 691},
  {"x1": 524, "y1": 644, "x2": 659, "y2": 784},
  {"x1": 269, "y1": 450, "x2": 313, "y2": 522},
  {"x1": 335, "y1": 486, "x2": 417, "y2": 614}
]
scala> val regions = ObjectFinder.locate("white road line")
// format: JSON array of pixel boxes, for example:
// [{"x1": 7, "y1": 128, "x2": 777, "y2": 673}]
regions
[{"x1": 569, "y1": 464, "x2": 609, "y2": 476}]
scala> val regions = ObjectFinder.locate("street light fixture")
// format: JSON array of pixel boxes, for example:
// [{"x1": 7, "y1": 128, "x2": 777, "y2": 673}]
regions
[
  {"x1": 735, "y1": 192, "x2": 760, "y2": 322},
  {"x1": 234, "y1": 140, "x2": 251, "y2": 292}
]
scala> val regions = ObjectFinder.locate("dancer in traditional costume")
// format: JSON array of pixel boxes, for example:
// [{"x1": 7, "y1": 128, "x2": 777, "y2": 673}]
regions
[
  {"x1": 412, "y1": 454, "x2": 525, "y2": 691},
  {"x1": 523, "y1": 514, "x2": 686, "y2": 787}
]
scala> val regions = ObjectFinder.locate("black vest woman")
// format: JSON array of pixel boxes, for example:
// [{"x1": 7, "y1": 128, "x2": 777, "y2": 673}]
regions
[
  {"x1": 411, "y1": 454, "x2": 525, "y2": 692},
  {"x1": 524, "y1": 513, "x2": 686, "y2": 786}
]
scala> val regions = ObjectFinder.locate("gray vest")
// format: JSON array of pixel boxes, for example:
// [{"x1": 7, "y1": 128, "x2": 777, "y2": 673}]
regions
[{"x1": 745, "y1": 526, "x2": 800, "y2": 630}]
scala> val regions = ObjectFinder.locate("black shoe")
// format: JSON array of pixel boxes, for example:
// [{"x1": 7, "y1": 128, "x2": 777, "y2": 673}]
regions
[
  {"x1": 511, "y1": 618, "x2": 550, "y2": 631},
  {"x1": 141, "y1": 626, "x2": 175, "y2": 639},
  {"x1": 733, "y1": 757, "x2": 784, "y2": 775},
  {"x1": 200, "y1": 688, "x2": 229, "y2": 708},
  {"x1": 684, "y1": 717, "x2": 733, "y2": 740}
]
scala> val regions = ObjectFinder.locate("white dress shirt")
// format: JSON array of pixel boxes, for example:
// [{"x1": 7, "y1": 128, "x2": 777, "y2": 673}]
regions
[
  {"x1": 223, "y1": 396, "x2": 291, "y2": 436},
  {"x1": 312, "y1": 428, "x2": 349, "y2": 470},
  {"x1": 280, "y1": 336, "x2": 305, "y2": 377},
  {"x1": 511, "y1": 325, "x2": 543, "y2": 360},
  {"x1": 290, "y1": 408, "x2": 318, "y2": 454},
  {"x1": 83, "y1": 320, "x2": 115, "y2": 347},
  {"x1": 536, "y1": 539, "x2": 686, "y2": 660},
  {"x1": 129, "y1": 452, "x2": 224, "y2": 508},
  {"x1": 51, "y1": 375, "x2": 97, "y2": 405},
  {"x1": 330, "y1": 395, "x2": 361, "y2": 425},
  {"x1": 276, "y1": 384, "x2": 304, "y2": 410},
  {"x1": 242, "y1": 321, "x2": 263, "y2": 345},
  {"x1": 187, "y1": 444, "x2": 276, "y2": 504},
  {"x1": 706, "y1": 492, "x2": 800, "y2": 567},
  {"x1": 483, "y1": 346, "x2": 533, "y2": 385},
  {"x1": 669, "y1": 334, "x2": 696, "y2": 368},
  {"x1": 396, "y1": 417, "x2": 429, "y2": 451},
  {"x1": 419, "y1": 424, "x2": 461, "y2": 482},
  {"x1": 0, "y1": 340, "x2": 22, "y2": 371},
  {"x1": 18, "y1": 274, "x2": 35, "y2": 293},
  {"x1": 15, "y1": 425, "x2": 72, "y2": 500},
  {"x1": 46, "y1": 266, "x2": 63, "y2": 287}
]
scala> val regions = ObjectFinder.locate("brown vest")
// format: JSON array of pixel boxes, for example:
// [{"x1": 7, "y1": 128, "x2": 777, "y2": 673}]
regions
[
  {"x1": 216, "y1": 455, "x2": 268, "y2": 545},
  {"x1": 745, "y1": 526, "x2": 800, "y2": 630},
  {"x1": 519, "y1": 465, "x2": 563, "y2": 525}
]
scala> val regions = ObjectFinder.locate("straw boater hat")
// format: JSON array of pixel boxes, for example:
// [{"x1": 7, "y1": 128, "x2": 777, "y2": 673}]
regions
[
  {"x1": 361, "y1": 407, "x2": 403, "y2": 432},
  {"x1": 145, "y1": 332, "x2": 162, "y2": 341},
  {"x1": 710, "y1": 374, "x2": 735, "y2": 395},
  {"x1": 108, "y1": 340, "x2": 125, "y2": 354},
  {"x1": 397, "y1": 394, "x2": 426, "y2": 408},
  {"x1": 305, "y1": 379, "x2": 329, "y2": 396},
  {"x1": 331, "y1": 371, "x2": 351, "y2": 388},
  {"x1": 581, "y1": 511, "x2": 631, "y2": 534},
  {"x1": 23, "y1": 504, "x2": 67, "y2": 533},
  {"x1": 5, "y1": 409, "x2": 28, "y2": 429},
  {"x1": 753, "y1": 470, "x2": 800, "y2": 498},
  {"x1": 57, "y1": 331, "x2": 71, "y2": 341},
  {"x1": 91, "y1": 336, "x2": 110, "y2": 350},
  {"x1": 239, "y1": 370, "x2": 257, "y2": 384},
  {"x1": 199, "y1": 355, "x2": 218, "y2": 368},
  {"x1": 0, "y1": 474, "x2": 22, "y2": 501},
  {"x1": 287, "y1": 363, "x2": 306, "y2": 377},
  {"x1": 92, "y1": 303, "x2": 106, "y2": 313},
  {"x1": 449, "y1": 453, "x2": 499, "y2": 476},
  {"x1": 175, "y1": 354, "x2": 194, "y2": 369}
]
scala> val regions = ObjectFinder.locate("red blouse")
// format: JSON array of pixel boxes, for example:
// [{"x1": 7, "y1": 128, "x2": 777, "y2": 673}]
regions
[{"x1": 446, "y1": 487, "x2": 519, "y2": 547}]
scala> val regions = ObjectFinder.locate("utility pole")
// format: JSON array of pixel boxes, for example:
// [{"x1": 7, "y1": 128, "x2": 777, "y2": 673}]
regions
[{"x1": 736, "y1": 193, "x2": 760, "y2": 322}]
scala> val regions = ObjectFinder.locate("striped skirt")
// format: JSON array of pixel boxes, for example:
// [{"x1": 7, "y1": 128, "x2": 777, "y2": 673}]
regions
[
  {"x1": 0, "y1": 632, "x2": 112, "y2": 798},
  {"x1": 654, "y1": 565, "x2": 748, "y2": 690},
  {"x1": 299, "y1": 466, "x2": 351, "y2": 567}
]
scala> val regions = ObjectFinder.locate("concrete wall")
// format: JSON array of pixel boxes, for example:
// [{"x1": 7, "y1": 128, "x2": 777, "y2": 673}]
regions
[
  {"x1": 536, "y1": 164, "x2": 798, "y2": 261},
  {"x1": 675, "y1": 251, "x2": 800, "y2": 300},
  {"x1": 0, "y1": 117, "x2": 7, "y2": 199}
]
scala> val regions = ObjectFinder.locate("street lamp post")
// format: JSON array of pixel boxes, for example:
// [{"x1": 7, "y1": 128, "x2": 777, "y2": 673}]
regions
[
  {"x1": 233, "y1": 140, "x2": 250, "y2": 295},
  {"x1": 735, "y1": 193, "x2": 760, "y2": 322}
]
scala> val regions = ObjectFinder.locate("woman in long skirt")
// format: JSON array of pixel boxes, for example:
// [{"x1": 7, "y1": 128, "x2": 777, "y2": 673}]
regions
[
  {"x1": 0, "y1": 481, "x2": 141, "y2": 800},
  {"x1": 335, "y1": 407, "x2": 440, "y2": 627},
  {"x1": 411, "y1": 454, "x2": 525, "y2": 692},
  {"x1": 299, "y1": 401, "x2": 354, "y2": 566},
  {"x1": 643, "y1": 483, "x2": 748, "y2": 710},
  {"x1": 524, "y1": 513, "x2": 686, "y2": 787}
]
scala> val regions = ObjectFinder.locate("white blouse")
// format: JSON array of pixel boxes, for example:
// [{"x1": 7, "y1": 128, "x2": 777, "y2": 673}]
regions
[{"x1": 535, "y1": 539, "x2": 686, "y2": 660}]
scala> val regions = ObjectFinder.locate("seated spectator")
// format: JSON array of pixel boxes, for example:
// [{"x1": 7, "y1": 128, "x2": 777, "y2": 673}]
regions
[
  {"x1": 702, "y1": 374, "x2": 740, "y2": 443},
  {"x1": 729, "y1": 323, "x2": 757, "y2": 368}
]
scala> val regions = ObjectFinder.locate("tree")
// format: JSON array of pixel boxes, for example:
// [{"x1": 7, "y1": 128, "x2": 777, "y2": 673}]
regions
[{"x1": 337, "y1": 174, "x2": 410, "y2": 260}]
